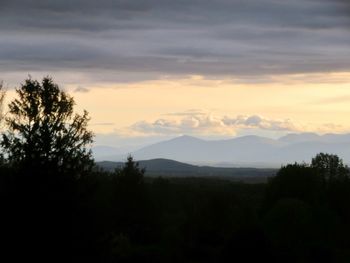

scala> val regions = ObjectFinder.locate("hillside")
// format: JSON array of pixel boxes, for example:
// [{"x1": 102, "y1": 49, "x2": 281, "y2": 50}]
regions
[{"x1": 97, "y1": 158, "x2": 277, "y2": 181}]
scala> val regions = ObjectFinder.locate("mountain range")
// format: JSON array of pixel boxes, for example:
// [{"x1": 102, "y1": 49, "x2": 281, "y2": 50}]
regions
[{"x1": 93, "y1": 133, "x2": 350, "y2": 167}]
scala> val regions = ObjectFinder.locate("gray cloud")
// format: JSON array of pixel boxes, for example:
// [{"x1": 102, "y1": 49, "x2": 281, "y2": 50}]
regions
[
  {"x1": 1, "y1": 0, "x2": 350, "y2": 83},
  {"x1": 74, "y1": 86, "x2": 90, "y2": 93}
]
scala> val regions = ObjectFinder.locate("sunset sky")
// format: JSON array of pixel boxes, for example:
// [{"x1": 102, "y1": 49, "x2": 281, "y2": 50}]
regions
[{"x1": 1, "y1": 0, "x2": 350, "y2": 148}]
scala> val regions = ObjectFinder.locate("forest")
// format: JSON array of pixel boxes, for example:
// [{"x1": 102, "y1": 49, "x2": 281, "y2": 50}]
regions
[{"x1": 1, "y1": 77, "x2": 350, "y2": 263}]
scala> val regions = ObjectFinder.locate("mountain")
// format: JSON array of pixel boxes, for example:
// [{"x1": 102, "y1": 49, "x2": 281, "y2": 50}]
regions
[
  {"x1": 97, "y1": 158, "x2": 276, "y2": 181},
  {"x1": 98, "y1": 158, "x2": 197, "y2": 173},
  {"x1": 130, "y1": 135, "x2": 285, "y2": 166},
  {"x1": 278, "y1": 132, "x2": 321, "y2": 143},
  {"x1": 92, "y1": 145, "x2": 133, "y2": 161},
  {"x1": 278, "y1": 133, "x2": 350, "y2": 144},
  {"x1": 93, "y1": 133, "x2": 350, "y2": 167}
]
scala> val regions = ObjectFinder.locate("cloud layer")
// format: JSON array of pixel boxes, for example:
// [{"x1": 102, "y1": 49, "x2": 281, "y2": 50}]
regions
[
  {"x1": 1, "y1": 0, "x2": 350, "y2": 83},
  {"x1": 130, "y1": 111, "x2": 298, "y2": 137}
]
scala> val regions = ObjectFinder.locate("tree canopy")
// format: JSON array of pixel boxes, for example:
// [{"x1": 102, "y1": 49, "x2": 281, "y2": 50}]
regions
[
  {"x1": 311, "y1": 152, "x2": 348, "y2": 181},
  {"x1": 1, "y1": 77, "x2": 94, "y2": 176},
  {"x1": 114, "y1": 155, "x2": 145, "y2": 186}
]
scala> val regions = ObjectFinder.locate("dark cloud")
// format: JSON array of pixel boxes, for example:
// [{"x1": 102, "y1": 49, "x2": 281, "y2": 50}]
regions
[{"x1": 1, "y1": 0, "x2": 349, "y2": 82}]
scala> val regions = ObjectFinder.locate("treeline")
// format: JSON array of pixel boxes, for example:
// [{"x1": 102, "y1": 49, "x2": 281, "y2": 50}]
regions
[
  {"x1": 2, "y1": 152, "x2": 350, "y2": 262},
  {"x1": 72, "y1": 153, "x2": 350, "y2": 263},
  {"x1": 0, "y1": 78, "x2": 350, "y2": 262}
]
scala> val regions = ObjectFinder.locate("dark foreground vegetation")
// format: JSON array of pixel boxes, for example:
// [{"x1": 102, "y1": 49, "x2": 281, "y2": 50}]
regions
[
  {"x1": 1, "y1": 78, "x2": 350, "y2": 262},
  {"x1": 2, "y1": 154, "x2": 350, "y2": 262}
]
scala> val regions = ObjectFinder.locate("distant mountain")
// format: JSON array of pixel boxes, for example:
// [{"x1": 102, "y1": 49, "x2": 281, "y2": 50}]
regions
[
  {"x1": 97, "y1": 158, "x2": 276, "y2": 181},
  {"x1": 279, "y1": 133, "x2": 350, "y2": 144},
  {"x1": 278, "y1": 132, "x2": 321, "y2": 143},
  {"x1": 98, "y1": 158, "x2": 197, "y2": 173},
  {"x1": 93, "y1": 133, "x2": 350, "y2": 167},
  {"x1": 132, "y1": 135, "x2": 284, "y2": 165},
  {"x1": 92, "y1": 145, "x2": 133, "y2": 161}
]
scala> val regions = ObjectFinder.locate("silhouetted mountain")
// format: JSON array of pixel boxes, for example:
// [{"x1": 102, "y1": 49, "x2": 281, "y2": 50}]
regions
[{"x1": 97, "y1": 158, "x2": 276, "y2": 180}]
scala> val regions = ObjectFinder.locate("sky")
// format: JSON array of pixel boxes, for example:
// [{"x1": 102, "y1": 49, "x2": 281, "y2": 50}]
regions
[{"x1": 1, "y1": 0, "x2": 350, "y2": 148}]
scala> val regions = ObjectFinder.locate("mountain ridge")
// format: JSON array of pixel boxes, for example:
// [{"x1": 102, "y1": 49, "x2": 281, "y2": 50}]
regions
[{"x1": 93, "y1": 133, "x2": 350, "y2": 166}]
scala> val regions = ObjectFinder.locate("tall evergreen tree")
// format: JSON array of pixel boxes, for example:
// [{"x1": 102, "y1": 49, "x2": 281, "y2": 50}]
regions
[{"x1": 1, "y1": 77, "x2": 94, "y2": 176}]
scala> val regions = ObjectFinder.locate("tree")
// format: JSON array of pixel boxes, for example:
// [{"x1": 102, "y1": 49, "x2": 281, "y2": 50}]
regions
[
  {"x1": 114, "y1": 155, "x2": 145, "y2": 186},
  {"x1": 265, "y1": 163, "x2": 324, "y2": 207},
  {"x1": 1, "y1": 77, "x2": 94, "y2": 177},
  {"x1": 312, "y1": 153, "x2": 350, "y2": 220},
  {"x1": 0, "y1": 81, "x2": 6, "y2": 163},
  {"x1": 311, "y1": 153, "x2": 349, "y2": 182},
  {"x1": 111, "y1": 156, "x2": 147, "y2": 240}
]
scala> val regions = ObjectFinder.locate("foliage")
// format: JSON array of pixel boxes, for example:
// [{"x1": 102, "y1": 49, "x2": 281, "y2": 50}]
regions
[
  {"x1": 265, "y1": 163, "x2": 324, "y2": 206},
  {"x1": 263, "y1": 153, "x2": 350, "y2": 262},
  {"x1": 1, "y1": 77, "x2": 94, "y2": 176},
  {"x1": 311, "y1": 152, "x2": 349, "y2": 182},
  {"x1": 114, "y1": 155, "x2": 145, "y2": 186}
]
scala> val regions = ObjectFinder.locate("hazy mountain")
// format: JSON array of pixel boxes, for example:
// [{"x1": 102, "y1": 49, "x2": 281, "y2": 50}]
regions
[
  {"x1": 92, "y1": 145, "x2": 134, "y2": 161},
  {"x1": 279, "y1": 133, "x2": 350, "y2": 144},
  {"x1": 131, "y1": 135, "x2": 284, "y2": 164},
  {"x1": 93, "y1": 133, "x2": 350, "y2": 167},
  {"x1": 130, "y1": 135, "x2": 284, "y2": 166},
  {"x1": 278, "y1": 132, "x2": 321, "y2": 143}
]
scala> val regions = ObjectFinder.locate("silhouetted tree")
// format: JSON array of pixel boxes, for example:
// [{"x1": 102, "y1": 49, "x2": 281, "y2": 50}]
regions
[
  {"x1": 114, "y1": 155, "x2": 145, "y2": 186},
  {"x1": 265, "y1": 163, "x2": 324, "y2": 207},
  {"x1": 109, "y1": 156, "x2": 151, "y2": 255},
  {"x1": 1, "y1": 77, "x2": 94, "y2": 177},
  {"x1": 0, "y1": 81, "x2": 6, "y2": 162},
  {"x1": 311, "y1": 153, "x2": 350, "y2": 221},
  {"x1": 263, "y1": 154, "x2": 350, "y2": 262},
  {"x1": 0, "y1": 77, "x2": 94, "y2": 261},
  {"x1": 311, "y1": 152, "x2": 349, "y2": 182}
]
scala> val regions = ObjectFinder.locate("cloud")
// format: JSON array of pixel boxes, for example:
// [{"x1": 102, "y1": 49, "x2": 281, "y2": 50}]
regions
[
  {"x1": 74, "y1": 86, "x2": 90, "y2": 93},
  {"x1": 1, "y1": 0, "x2": 350, "y2": 84},
  {"x1": 130, "y1": 111, "x2": 299, "y2": 137},
  {"x1": 222, "y1": 115, "x2": 298, "y2": 131}
]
